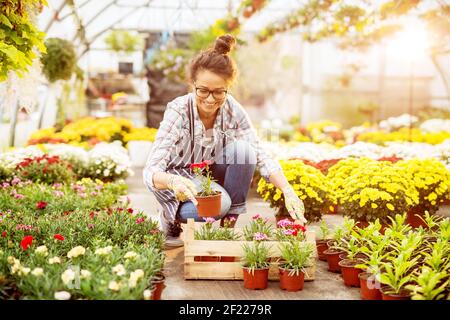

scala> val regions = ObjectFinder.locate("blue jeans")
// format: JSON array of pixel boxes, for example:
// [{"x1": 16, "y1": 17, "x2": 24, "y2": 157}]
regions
[{"x1": 177, "y1": 140, "x2": 257, "y2": 223}]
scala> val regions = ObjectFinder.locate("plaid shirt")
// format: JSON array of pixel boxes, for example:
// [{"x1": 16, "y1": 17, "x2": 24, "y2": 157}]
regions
[{"x1": 143, "y1": 92, "x2": 281, "y2": 191}]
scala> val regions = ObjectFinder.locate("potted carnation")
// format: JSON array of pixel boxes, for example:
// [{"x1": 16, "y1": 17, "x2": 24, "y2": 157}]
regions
[
  {"x1": 278, "y1": 241, "x2": 314, "y2": 292},
  {"x1": 241, "y1": 232, "x2": 271, "y2": 290},
  {"x1": 190, "y1": 161, "x2": 222, "y2": 217}
]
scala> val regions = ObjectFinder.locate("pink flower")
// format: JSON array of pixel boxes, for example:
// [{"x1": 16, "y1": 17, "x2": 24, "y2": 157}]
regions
[
  {"x1": 252, "y1": 214, "x2": 261, "y2": 220},
  {"x1": 203, "y1": 217, "x2": 216, "y2": 224},
  {"x1": 253, "y1": 232, "x2": 269, "y2": 241},
  {"x1": 90, "y1": 191, "x2": 98, "y2": 196},
  {"x1": 88, "y1": 224, "x2": 95, "y2": 229},
  {"x1": 2, "y1": 182, "x2": 10, "y2": 188},
  {"x1": 53, "y1": 183, "x2": 63, "y2": 189},
  {"x1": 228, "y1": 217, "x2": 237, "y2": 222},
  {"x1": 16, "y1": 224, "x2": 33, "y2": 231},
  {"x1": 79, "y1": 193, "x2": 87, "y2": 198},
  {"x1": 11, "y1": 177, "x2": 21, "y2": 185},
  {"x1": 54, "y1": 191, "x2": 64, "y2": 197},
  {"x1": 136, "y1": 217, "x2": 145, "y2": 224},
  {"x1": 277, "y1": 219, "x2": 293, "y2": 228},
  {"x1": 95, "y1": 185, "x2": 103, "y2": 191},
  {"x1": 13, "y1": 193, "x2": 25, "y2": 199}
]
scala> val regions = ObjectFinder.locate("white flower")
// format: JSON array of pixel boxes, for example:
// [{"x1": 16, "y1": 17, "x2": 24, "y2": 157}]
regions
[
  {"x1": 95, "y1": 246, "x2": 113, "y2": 256},
  {"x1": 49, "y1": 257, "x2": 61, "y2": 264},
  {"x1": 31, "y1": 267, "x2": 44, "y2": 277},
  {"x1": 112, "y1": 264, "x2": 126, "y2": 276},
  {"x1": 7, "y1": 256, "x2": 17, "y2": 265},
  {"x1": 143, "y1": 289, "x2": 152, "y2": 300},
  {"x1": 54, "y1": 291, "x2": 71, "y2": 300},
  {"x1": 96, "y1": 169, "x2": 101, "y2": 174},
  {"x1": 80, "y1": 270, "x2": 91, "y2": 279},
  {"x1": 19, "y1": 267, "x2": 30, "y2": 276},
  {"x1": 103, "y1": 169, "x2": 110, "y2": 177},
  {"x1": 35, "y1": 245, "x2": 48, "y2": 257},
  {"x1": 61, "y1": 269, "x2": 76, "y2": 285},
  {"x1": 128, "y1": 269, "x2": 144, "y2": 288},
  {"x1": 67, "y1": 246, "x2": 86, "y2": 258},
  {"x1": 108, "y1": 281, "x2": 121, "y2": 292},
  {"x1": 124, "y1": 251, "x2": 138, "y2": 260}
]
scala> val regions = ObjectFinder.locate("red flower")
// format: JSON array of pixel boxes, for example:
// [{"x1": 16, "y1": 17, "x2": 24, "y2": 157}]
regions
[
  {"x1": 1, "y1": 231, "x2": 6, "y2": 238},
  {"x1": 54, "y1": 234, "x2": 65, "y2": 241},
  {"x1": 136, "y1": 217, "x2": 145, "y2": 224},
  {"x1": 127, "y1": 208, "x2": 134, "y2": 214},
  {"x1": 293, "y1": 224, "x2": 306, "y2": 233},
  {"x1": 36, "y1": 201, "x2": 48, "y2": 210},
  {"x1": 21, "y1": 235, "x2": 33, "y2": 251}
]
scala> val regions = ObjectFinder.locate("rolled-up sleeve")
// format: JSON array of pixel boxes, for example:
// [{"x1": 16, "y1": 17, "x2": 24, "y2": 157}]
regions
[
  {"x1": 143, "y1": 102, "x2": 184, "y2": 191},
  {"x1": 231, "y1": 98, "x2": 282, "y2": 181}
]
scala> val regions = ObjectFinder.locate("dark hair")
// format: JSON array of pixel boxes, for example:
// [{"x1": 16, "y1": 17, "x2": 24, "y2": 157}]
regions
[{"x1": 188, "y1": 34, "x2": 237, "y2": 85}]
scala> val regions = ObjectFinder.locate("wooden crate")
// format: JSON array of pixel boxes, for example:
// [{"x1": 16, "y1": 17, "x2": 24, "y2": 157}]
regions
[{"x1": 184, "y1": 218, "x2": 316, "y2": 281}]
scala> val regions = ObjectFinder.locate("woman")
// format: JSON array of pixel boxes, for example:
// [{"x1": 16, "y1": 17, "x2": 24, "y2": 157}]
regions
[{"x1": 143, "y1": 34, "x2": 306, "y2": 247}]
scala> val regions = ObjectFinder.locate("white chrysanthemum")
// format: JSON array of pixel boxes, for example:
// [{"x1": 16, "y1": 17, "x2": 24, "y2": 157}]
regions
[
  {"x1": 80, "y1": 270, "x2": 91, "y2": 279},
  {"x1": 95, "y1": 246, "x2": 113, "y2": 256},
  {"x1": 112, "y1": 264, "x2": 126, "y2": 276},
  {"x1": 31, "y1": 267, "x2": 44, "y2": 277},
  {"x1": 108, "y1": 281, "x2": 121, "y2": 292},
  {"x1": 35, "y1": 245, "x2": 49, "y2": 257},
  {"x1": 61, "y1": 269, "x2": 76, "y2": 285},
  {"x1": 54, "y1": 291, "x2": 71, "y2": 300},
  {"x1": 67, "y1": 246, "x2": 86, "y2": 258},
  {"x1": 124, "y1": 251, "x2": 138, "y2": 260},
  {"x1": 49, "y1": 257, "x2": 61, "y2": 264}
]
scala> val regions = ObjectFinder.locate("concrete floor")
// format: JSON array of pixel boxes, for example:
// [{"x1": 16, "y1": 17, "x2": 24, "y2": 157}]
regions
[{"x1": 126, "y1": 168, "x2": 361, "y2": 300}]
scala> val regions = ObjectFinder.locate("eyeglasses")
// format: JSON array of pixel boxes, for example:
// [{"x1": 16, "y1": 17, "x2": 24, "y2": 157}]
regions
[{"x1": 194, "y1": 83, "x2": 227, "y2": 100}]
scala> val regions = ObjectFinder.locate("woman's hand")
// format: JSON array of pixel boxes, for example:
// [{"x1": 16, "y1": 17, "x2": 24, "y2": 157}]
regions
[
  {"x1": 167, "y1": 175, "x2": 199, "y2": 205},
  {"x1": 281, "y1": 185, "x2": 307, "y2": 225}
]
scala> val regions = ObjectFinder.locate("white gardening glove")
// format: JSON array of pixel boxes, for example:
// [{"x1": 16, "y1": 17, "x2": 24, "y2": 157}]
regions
[
  {"x1": 167, "y1": 175, "x2": 198, "y2": 205},
  {"x1": 281, "y1": 185, "x2": 307, "y2": 225}
]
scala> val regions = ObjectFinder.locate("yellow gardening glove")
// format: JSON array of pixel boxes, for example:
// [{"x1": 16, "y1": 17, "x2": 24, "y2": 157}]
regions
[
  {"x1": 282, "y1": 185, "x2": 307, "y2": 225},
  {"x1": 167, "y1": 175, "x2": 198, "y2": 205}
]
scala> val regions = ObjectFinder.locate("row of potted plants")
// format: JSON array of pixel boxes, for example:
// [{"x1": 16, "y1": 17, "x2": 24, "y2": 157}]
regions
[
  {"x1": 317, "y1": 214, "x2": 449, "y2": 300},
  {"x1": 0, "y1": 177, "x2": 166, "y2": 300},
  {"x1": 258, "y1": 157, "x2": 450, "y2": 226},
  {"x1": 194, "y1": 215, "x2": 313, "y2": 292}
]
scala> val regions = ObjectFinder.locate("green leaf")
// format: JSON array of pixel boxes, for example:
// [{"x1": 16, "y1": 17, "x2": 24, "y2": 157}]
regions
[{"x1": 0, "y1": 14, "x2": 13, "y2": 29}]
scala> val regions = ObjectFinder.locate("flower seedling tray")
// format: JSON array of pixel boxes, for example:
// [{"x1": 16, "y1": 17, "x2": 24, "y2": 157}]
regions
[{"x1": 183, "y1": 218, "x2": 316, "y2": 281}]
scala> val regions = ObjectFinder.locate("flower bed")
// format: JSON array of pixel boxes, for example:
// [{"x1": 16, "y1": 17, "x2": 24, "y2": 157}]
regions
[
  {"x1": 0, "y1": 142, "x2": 133, "y2": 183},
  {"x1": 0, "y1": 178, "x2": 165, "y2": 300}
]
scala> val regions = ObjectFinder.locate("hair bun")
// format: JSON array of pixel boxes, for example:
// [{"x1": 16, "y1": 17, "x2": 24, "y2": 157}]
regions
[{"x1": 214, "y1": 34, "x2": 236, "y2": 55}]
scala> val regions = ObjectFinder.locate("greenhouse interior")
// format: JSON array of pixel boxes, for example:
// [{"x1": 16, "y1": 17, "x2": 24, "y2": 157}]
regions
[{"x1": 0, "y1": 0, "x2": 449, "y2": 304}]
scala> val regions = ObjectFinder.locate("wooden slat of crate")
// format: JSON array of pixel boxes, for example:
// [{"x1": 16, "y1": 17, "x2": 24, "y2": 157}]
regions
[{"x1": 184, "y1": 219, "x2": 316, "y2": 281}]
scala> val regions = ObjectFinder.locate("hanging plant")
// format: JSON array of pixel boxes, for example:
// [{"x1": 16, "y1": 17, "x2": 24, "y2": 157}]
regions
[
  {"x1": 0, "y1": 0, "x2": 47, "y2": 82},
  {"x1": 40, "y1": 37, "x2": 77, "y2": 83},
  {"x1": 104, "y1": 30, "x2": 143, "y2": 55}
]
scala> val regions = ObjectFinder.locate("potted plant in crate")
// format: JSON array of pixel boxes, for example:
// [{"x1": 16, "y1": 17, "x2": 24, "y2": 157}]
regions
[
  {"x1": 216, "y1": 217, "x2": 240, "y2": 262},
  {"x1": 194, "y1": 217, "x2": 220, "y2": 262},
  {"x1": 241, "y1": 233, "x2": 271, "y2": 290},
  {"x1": 190, "y1": 161, "x2": 222, "y2": 217},
  {"x1": 278, "y1": 241, "x2": 314, "y2": 291}
]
